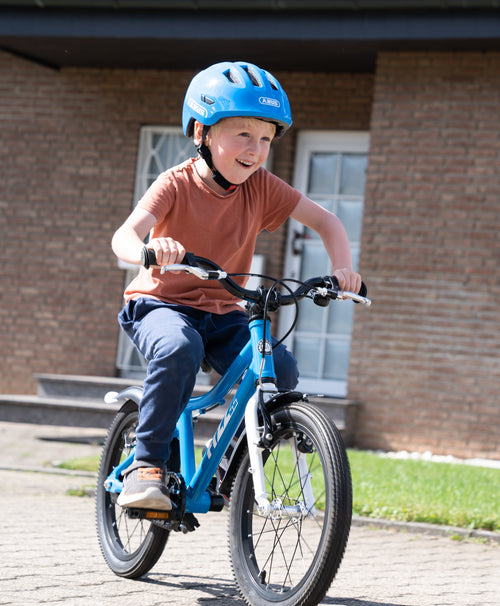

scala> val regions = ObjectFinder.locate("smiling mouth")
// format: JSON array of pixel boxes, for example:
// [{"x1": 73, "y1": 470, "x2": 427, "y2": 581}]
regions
[{"x1": 237, "y1": 159, "x2": 254, "y2": 168}]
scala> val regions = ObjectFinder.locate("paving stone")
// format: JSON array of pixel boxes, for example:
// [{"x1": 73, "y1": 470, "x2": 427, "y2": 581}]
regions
[{"x1": 1, "y1": 422, "x2": 499, "y2": 606}]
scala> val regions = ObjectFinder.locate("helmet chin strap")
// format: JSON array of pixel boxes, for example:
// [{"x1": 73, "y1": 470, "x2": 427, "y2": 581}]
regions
[{"x1": 196, "y1": 125, "x2": 238, "y2": 192}]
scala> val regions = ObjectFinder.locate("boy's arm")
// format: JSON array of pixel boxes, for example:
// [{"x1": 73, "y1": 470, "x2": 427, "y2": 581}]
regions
[
  {"x1": 111, "y1": 207, "x2": 156, "y2": 265},
  {"x1": 290, "y1": 195, "x2": 361, "y2": 293},
  {"x1": 111, "y1": 207, "x2": 185, "y2": 266}
]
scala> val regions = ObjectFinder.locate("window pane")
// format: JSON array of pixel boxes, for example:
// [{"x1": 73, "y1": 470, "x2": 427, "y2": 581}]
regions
[
  {"x1": 296, "y1": 300, "x2": 324, "y2": 332},
  {"x1": 324, "y1": 339, "x2": 351, "y2": 380},
  {"x1": 168, "y1": 136, "x2": 197, "y2": 166},
  {"x1": 337, "y1": 199, "x2": 363, "y2": 242},
  {"x1": 327, "y1": 303, "x2": 353, "y2": 335},
  {"x1": 300, "y1": 243, "x2": 330, "y2": 278},
  {"x1": 340, "y1": 154, "x2": 367, "y2": 195},
  {"x1": 308, "y1": 153, "x2": 339, "y2": 194},
  {"x1": 294, "y1": 337, "x2": 321, "y2": 377},
  {"x1": 148, "y1": 154, "x2": 163, "y2": 176}
]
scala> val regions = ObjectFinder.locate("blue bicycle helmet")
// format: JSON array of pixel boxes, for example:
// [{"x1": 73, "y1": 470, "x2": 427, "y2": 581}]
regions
[{"x1": 182, "y1": 61, "x2": 293, "y2": 139}]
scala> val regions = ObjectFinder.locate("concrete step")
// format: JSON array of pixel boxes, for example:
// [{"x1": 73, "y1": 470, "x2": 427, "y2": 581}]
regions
[
  {"x1": 35, "y1": 373, "x2": 143, "y2": 402},
  {"x1": 1, "y1": 374, "x2": 359, "y2": 445},
  {"x1": 0, "y1": 392, "x2": 227, "y2": 445},
  {"x1": 0, "y1": 394, "x2": 120, "y2": 429}
]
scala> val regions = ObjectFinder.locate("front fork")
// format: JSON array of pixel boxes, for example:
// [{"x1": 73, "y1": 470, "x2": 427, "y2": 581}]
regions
[
  {"x1": 244, "y1": 386, "x2": 316, "y2": 518},
  {"x1": 244, "y1": 386, "x2": 275, "y2": 516}
]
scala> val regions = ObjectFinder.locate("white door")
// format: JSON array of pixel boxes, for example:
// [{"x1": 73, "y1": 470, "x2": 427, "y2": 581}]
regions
[{"x1": 281, "y1": 131, "x2": 369, "y2": 397}]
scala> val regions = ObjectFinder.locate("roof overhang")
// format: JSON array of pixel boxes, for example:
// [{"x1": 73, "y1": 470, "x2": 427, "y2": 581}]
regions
[{"x1": 1, "y1": 1, "x2": 500, "y2": 72}]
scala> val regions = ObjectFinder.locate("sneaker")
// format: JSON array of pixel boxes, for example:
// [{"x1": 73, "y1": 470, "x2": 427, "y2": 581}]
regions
[{"x1": 117, "y1": 462, "x2": 172, "y2": 511}]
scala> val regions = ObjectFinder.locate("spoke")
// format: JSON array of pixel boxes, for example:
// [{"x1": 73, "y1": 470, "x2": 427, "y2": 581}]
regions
[
  {"x1": 251, "y1": 493, "x2": 317, "y2": 589},
  {"x1": 248, "y1": 432, "x2": 328, "y2": 592}
]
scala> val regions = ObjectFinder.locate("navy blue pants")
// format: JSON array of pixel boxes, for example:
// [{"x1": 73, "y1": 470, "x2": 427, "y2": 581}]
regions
[{"x1": 118, "y1": 298, "x2": 299, "y2": 464}]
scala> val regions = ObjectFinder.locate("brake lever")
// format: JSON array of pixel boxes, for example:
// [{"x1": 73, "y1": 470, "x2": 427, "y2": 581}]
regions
[
  {"x1": 160, "y1": 264, "x2": 227, "y2": 280},
  {"x1": 338, "y1": 290, "x2": 372, "y2": 306},
  {"x1": 322, "y1": 276, "x2": 371, "y2": 306}
]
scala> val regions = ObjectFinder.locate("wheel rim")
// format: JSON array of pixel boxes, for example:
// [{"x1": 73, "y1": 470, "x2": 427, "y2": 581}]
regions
[
  {"x1": 238, "y1": 425, "x2": 330, "y2": 598},
  {"x1": 99, "y1": 413, "x2": 158, "y2": 560}
]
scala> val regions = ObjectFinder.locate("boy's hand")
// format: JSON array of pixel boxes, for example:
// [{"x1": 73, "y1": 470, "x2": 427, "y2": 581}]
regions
[
  {"x1": 333, "y1": 268, "x2": 362, "y2": 294},
  {"x1": 148, "y1": 237, "x2": 186, "y2": 267}
]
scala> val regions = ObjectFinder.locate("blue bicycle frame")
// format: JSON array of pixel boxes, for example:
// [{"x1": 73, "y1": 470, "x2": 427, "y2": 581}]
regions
[{"x1": 104, "y1": 314, "x2": 276, "y2": 514}]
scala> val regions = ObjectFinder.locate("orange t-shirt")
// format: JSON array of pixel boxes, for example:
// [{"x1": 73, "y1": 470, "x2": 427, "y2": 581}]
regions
[{"x1": 124, "y1": 158, "x2": 301, "y2": 314}]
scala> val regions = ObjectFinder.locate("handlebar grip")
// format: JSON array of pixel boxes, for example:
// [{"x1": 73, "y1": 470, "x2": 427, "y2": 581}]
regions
[
  {"x1": 141, "y1": 247, "x2": 198, "y2": 270},
  {"x1": 141, "y1": 246, "x2": 157, "y2": 269}
]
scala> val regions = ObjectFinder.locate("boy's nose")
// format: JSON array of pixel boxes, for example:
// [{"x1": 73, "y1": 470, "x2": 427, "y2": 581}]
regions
[{"x1": 247, "y1": 139, "x2": 259, "y2": 155}]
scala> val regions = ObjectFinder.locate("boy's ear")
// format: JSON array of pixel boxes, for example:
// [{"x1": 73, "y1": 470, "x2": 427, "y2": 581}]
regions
[{"x1": 193, "y1": 120, "x2": 204, "y2": 146}]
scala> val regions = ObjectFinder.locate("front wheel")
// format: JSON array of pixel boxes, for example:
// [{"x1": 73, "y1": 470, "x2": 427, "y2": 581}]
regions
[
  {"x1": 95, "y1": 399, "x2": 169, "y2": 578},
  {"x1": 228, "y1": 401, "x2": 352, "y2": 606}
]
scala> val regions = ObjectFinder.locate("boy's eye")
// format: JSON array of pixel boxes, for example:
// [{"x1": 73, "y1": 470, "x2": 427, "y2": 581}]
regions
[{"x1": 237, "y1": 132, "x2": 271, "y2": 143}]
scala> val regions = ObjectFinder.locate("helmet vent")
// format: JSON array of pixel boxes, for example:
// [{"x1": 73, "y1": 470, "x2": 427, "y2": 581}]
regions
[
  {"x1": 224, "y1": 68, "x2": 242, "y2": 85},
  {"x1": 266, "y1": 74, "x2": 279, "y2": 91},
  {"x1": 201, "y1": 95, "x2": 215, "y2": 105},
  {"x1": 241, "y1": 65, "x2": 262, "y2": 88}
]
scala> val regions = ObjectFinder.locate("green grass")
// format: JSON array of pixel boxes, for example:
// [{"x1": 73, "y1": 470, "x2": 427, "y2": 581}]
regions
[
  {"x1": 348, "y1": 449, "x2": 500, "y2": 532},
  {"x1": 57, "y1": 448, "x2": 500, "y2": 532},
  {"x1": 57, "y1": 456, "x2": 101, "y2": 473}
]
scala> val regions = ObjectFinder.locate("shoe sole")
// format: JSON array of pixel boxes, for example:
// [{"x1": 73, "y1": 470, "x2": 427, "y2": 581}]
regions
[{"x1": 117, "y1": 486, "x2": 172, "y2": 511}]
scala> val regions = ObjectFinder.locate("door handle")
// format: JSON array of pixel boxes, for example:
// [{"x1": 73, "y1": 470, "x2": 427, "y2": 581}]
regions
[{"x1": 292, "y1": 229, "x2": 306, "y2": 255}]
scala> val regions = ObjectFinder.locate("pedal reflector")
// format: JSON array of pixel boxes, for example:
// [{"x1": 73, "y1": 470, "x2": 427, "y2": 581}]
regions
[{"x1": 145, "y1": 511, "x2": 171, "y2": 520}]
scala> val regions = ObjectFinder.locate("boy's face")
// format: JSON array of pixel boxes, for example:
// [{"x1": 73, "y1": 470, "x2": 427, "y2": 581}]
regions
[{"x1": 204, "y1": 117, "x2": 276, "y2": 185}]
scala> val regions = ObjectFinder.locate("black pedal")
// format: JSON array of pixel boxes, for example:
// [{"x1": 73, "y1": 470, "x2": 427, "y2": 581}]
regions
[
  {"x1": 126, "y1": 507, "x2": 181, "y2": 522},
  {"x1": 125, "y1": 472, "x2": 188, "y2": 529},
  {"x1": 124, "y1": 474, "x2": 204, "y2": 532}
]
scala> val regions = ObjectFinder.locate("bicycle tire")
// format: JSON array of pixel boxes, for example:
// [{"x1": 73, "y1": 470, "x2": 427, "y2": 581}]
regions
[
  {"x1": 228, "y1": 400, "x2": 352, "y2": 606},
  {"x1": 95, "y1": 399, "x2": 169, "y2": 578}
]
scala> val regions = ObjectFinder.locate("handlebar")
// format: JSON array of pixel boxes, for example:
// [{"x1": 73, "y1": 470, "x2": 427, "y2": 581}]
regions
[{"x1": 141, "y1": 247, "x2": 371, "y2": 308}]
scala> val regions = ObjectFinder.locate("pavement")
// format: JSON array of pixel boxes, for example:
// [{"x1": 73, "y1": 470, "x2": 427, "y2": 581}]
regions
[{"x1": 0, "y1": 421, "x2": 499, "y2": 606}]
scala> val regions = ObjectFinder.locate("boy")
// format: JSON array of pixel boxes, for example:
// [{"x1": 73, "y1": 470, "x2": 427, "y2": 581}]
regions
[{"x1": 112, "y1": 61, "x2": 361, "y2": 510}]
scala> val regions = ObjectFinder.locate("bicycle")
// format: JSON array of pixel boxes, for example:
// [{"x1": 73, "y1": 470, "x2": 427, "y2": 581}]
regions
[{"x1": 96, "y1": 252, "x2": 371, "y2": 606}]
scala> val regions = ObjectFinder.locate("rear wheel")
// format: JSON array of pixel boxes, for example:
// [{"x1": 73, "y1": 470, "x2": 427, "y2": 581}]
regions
[
  {"x1": 228, "y1": 401, "x2": 352, "y2": 606},
  {"x1": 95, "y1": 399, "x2": 169, "y2": 578}
]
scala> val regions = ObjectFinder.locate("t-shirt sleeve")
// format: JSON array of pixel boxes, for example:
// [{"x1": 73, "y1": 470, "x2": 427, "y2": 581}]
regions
[{"x1": 136, "y1": 171, "x2": 175, "y2": 223}]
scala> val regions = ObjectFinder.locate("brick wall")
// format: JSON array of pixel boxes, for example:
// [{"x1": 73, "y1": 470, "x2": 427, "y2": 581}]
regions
[
  {"x1": 349, "y1": 52, "x2": 500, "y2": 459},
  {"x1": 0, "y1": 53, "x2": 193, "y2": 393},
  {"x1": 0, "y1": 51, "x2": 372, "y2": 394},
  {"x1": 5, "y1": 48, "x2": 497, "y2": 460}
]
